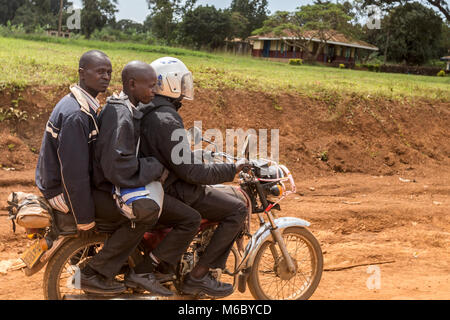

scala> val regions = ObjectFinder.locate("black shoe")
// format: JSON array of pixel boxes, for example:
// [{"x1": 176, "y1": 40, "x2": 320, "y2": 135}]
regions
[
  {"x1": 181, "y1": 272, "x2": 234, "y2": 298},
  {"x1": 78, "y1": 273, "x2": 126, "y2": 295},
  {"x1": 124, "y1": 269, "x2": 174, "y2": 297},
  {"x1": 154, "y1": 271, "x2": 176, "y2": 284}
]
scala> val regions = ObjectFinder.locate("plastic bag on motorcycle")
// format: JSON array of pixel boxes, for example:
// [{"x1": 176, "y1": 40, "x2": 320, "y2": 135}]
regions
[{"x1": 7, "y1": 192, "x2": 52, "y2": 232}]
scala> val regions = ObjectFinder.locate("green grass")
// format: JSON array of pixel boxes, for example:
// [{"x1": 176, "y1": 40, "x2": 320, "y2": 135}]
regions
[{"x1": 0, "y1": 36, "x2": 449, "y2": 102}]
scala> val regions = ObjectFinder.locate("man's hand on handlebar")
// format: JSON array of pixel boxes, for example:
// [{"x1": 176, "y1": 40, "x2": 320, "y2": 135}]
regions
[{"x1": 235, "y1": 158, "x2": 251, "y2": 174}]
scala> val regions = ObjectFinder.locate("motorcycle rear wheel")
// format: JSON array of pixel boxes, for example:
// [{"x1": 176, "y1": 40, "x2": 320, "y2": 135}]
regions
[
  {"x1": 248, "y1": 227, "x2": 323, "y2": 300},
  {"x1": 43, "y1": 234, "x2": 107, "y2": 300}
]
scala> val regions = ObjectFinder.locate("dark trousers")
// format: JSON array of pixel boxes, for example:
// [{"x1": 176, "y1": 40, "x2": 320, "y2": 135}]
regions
[
  {"x1": 87, "y1": 190, "x2": 148, "y2": 279},
  {"x1": 154, "y1": 185, "x2": 248, "y2": 270}
]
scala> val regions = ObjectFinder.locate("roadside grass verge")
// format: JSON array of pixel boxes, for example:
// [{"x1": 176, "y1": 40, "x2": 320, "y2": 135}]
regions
[{"x1": 0, "y1": 36, "x2": 448, "y2": 102}]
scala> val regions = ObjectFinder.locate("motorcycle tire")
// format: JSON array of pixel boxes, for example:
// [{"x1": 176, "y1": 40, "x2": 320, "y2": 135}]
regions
[
  {"x1": 247, "y1": 227, "x2": 323, "y2": 300},
  {"x1": 43, "y1": 234, "x2": 107, "y2": 300}
]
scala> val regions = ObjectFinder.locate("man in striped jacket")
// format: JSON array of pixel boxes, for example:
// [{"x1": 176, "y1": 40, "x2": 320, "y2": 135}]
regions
[{"x1": 35, "y1": 50, "x2": 130, "y2": 294}]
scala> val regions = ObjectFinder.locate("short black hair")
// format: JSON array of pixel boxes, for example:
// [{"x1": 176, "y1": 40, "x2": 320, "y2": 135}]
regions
[
  {"x1": 122, "y1": 60, "x2": 155, "y2": 88},
  {"x1": 79, "y1": 50, "x2": 110, "y2": 69}
]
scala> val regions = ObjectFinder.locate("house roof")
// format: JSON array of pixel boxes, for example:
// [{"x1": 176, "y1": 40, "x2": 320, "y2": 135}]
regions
[
  {"x1": 440, "y1": 56, "x2": 450, "y2": 61},
  {"x1": 248, "y1": 30, "x2": 379, "y2": 51}
]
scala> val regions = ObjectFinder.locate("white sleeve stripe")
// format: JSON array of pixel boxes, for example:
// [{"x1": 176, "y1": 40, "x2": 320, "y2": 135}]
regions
[
  {"x1": 47, "y1": 121, "x2": 60, "y2": 132},
  {"x1": 46, "y1": 125, "x2": 59, "y2": 139},
  {"x1": 48, "y1": 194, "x2": 69, "y2": 213}
]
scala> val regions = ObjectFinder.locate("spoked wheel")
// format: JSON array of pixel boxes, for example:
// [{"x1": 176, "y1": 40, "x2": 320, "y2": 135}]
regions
[
  {"x1": 43, "y1": 234, "x2": 107, "y2": 300},
  {"x1": 248, "y1": 227, "x2": 323, "y2": 300}
]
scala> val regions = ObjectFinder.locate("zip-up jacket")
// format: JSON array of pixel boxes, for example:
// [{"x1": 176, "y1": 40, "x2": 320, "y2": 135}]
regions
[
  {"x1": 35, "y1": 94, "x2": 98, "y2": 225},
  {"x1": 93, "y1": 95, "x2": 165, "y2": 193},
  {"x1": 139, "y1": 96, "x2": 236, "y2": 205}
]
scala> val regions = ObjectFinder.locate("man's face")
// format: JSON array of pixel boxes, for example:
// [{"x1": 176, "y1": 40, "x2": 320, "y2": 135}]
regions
[
  {"x1": 130, "y1": 71, "x2": 157, "y2": 105},
  {"x1": 79, "y1": 57, "x2": 112, "y2": 94}
]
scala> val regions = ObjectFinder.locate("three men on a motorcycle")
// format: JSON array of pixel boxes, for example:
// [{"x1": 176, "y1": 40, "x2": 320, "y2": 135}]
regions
[{"x1": 36, "y1": 52, "x2": 249, "y2": 298}]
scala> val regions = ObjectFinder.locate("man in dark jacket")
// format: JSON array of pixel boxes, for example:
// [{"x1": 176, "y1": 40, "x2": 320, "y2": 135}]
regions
[
  {"x1": 93, "y1": 60, "x2": 196, "y2": 297},
  {"x1": 138, "y1": 57, "x2": 249, "y2": 298},
  {"x1": 36, "y1": 51, "x2": 148, "y2": 295}
]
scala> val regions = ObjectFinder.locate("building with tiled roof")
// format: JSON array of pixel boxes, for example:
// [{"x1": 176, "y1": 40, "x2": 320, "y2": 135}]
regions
[{"x1": 248, "y1": 30, "x2": 379, "y2": 64}]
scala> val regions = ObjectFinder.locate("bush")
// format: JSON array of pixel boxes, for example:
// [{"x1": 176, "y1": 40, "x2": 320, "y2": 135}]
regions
[
  {"x1": 339, "y1": 64, "x2": 345, "y2": 69},
  {"x1": 437, "y1": 70, "x2": 446, "y2": 77},
  {"x1": 379, "y1": 64, "x2": 444, "y2": 76},
  {"x1": 289, "y1": 59, "x2": 303, "y2": 66},
  {"x1": 363, "y1": 63, "x2": 381, "y2": 72},
  {"x1": 90, "y1": 27, "x2": 157, "y2": 45}
]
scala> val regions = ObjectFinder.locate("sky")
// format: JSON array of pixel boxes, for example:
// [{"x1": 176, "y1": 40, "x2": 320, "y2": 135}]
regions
[{"x1": 71, "y1": 0, "x2": 314, "y2": 23}]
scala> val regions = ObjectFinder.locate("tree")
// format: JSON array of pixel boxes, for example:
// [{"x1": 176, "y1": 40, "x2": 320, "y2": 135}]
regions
[
  {"x1": 114, "y1": 19, "x2": 144, "y2": 33},
  {"x1": 229, "y1": 11, "x2": 249, "y2": 39},
  {"x1": 439, "y1": 22, "x2": 450, "y2": 57},
  {"x1": 11, "y1": 0, "x2": 73, "y2": 32},
  {"x1": 81, "y1": 0, "x2": 118, "y2": 38},
  {"x1": 253, "y1": 3, "x2": 352, "y2": 61},
  {"x1": 179, "y1": 5, "x2": 232, "y2": 50},
  {"x1": 360, "y1": 0, "x2": 449, "y2": 21},
  {"x1": 146, "y1": 0, "x2": 197, "y2": 44},
  {"x1": 230, "y1": 0, "x2": 269, "y2": 38},
  {"x1": 0, "y1": 0, "x2": 26, "y2": 25},
  {"x1": 378, "y1": 2, "x2": 443, "y2": 64},
  {"x1": 143, "y1": 15, "x2": 153, "y2": 33}
]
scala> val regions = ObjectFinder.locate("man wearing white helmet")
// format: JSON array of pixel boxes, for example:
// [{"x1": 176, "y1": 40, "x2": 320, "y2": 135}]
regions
[{"x1": 137, "y1": 57, "x2": 249, "y2": 298}]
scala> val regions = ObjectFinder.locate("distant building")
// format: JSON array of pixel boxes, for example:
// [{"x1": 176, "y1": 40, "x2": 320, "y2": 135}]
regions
[
  {"x1": 248, "y1": 30, "x2": 378, "y2": 64},
  {"x1": 47, "y1": 30, "x2": 71, "y2": 38},
  {"x1": 440, "y1": 56, "x2": 450, "y2": 71},
  {"x1": 224, "y1": 38, "x2": 252, "y2": 55}
]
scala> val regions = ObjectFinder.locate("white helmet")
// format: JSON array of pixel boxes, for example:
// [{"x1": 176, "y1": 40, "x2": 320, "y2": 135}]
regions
[{"x1": 150, "y1": 57, "x2": 194, "y2": 101}]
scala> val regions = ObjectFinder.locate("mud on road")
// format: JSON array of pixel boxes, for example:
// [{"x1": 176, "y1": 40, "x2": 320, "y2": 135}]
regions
[{"x1": 1, "y1": 170, "x2": 448, "y2": 300}]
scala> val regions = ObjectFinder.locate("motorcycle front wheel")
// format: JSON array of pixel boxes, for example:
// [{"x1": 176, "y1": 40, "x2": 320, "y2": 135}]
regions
[
  {"x1": 248, "y1": 227, "x2": 323, "y2": 300},
  {"x1": 43, "y1": 234, "x2": 107, "y2": 300}
]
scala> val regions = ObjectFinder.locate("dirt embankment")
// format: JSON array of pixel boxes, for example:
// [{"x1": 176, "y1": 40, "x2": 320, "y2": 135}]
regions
[
  {"x1": 0, "y1": 86, "x2": 449, "y2": 300},
  {"x1": 1, "y1": 85, "x2": 449, "y2": 177}
]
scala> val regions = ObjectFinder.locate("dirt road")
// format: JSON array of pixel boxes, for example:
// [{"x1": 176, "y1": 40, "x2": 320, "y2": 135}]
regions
[
  {"x1": 0, "y1": 86, "x2": 448, "y2": 299},
  {"x1": 1, "y1": 169, "x2": 448, "y2": 300}
]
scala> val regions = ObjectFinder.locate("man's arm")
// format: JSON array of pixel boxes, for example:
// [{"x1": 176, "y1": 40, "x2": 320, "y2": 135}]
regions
[
  {"x1": 155, "y1": 111, "x2": 236, "y2": 185},
  {"x1": 98, "y1": 104, "x2": 165, "y2": 188},
  {"x1": 57, "y1": 113, "x2": 95, "y2": 227}
]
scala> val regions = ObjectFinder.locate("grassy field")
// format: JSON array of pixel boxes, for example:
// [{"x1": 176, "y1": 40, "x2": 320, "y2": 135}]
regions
[{"x1": 0, "y1": 36, "x2": 449, "y2": 101}]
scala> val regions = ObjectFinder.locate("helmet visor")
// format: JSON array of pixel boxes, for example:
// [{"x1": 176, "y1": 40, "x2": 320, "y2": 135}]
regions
[{"x1": 181, "y1": 72, "x2": 194, "y2": 100}]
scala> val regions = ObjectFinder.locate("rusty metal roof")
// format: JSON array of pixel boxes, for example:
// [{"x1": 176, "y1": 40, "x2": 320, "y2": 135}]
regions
[{"x1": 248, "y1": 30, "x2": 379, "y2": 51}]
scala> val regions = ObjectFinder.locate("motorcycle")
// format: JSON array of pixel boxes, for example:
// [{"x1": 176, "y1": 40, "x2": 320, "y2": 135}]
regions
[{"x1": 7, "y1": 128, "x2": 323, "y2": 300}]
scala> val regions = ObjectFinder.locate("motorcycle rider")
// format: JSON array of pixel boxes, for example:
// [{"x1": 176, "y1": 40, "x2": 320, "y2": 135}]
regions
[
  {"x1": 36, "y1": 51, "x2": 153, "y2": 295},
  {"x1": 137, "y1": 57, "x2": 250, "y2": 298}
]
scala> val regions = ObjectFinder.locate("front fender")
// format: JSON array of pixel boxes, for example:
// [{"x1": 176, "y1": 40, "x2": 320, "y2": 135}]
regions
[{"x1": 239, "y1": 217, "x2": 311, "y2": 270}]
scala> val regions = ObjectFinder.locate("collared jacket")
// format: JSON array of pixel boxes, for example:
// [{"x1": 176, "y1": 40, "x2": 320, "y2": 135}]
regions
[
  {"x1": 35, "y1": 94, "x2": 98, "y2": 225},
  {"x1": 93, "y1": 94, "x2": 165, "y2": 194},
  {"x1": 139, "y1": 95, "x2": 236, "y2": 205}
]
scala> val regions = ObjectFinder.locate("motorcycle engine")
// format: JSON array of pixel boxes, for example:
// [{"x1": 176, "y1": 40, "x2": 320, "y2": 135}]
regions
[{"x1": 178, "y1": 226, "x2": 216, "y2": 277}]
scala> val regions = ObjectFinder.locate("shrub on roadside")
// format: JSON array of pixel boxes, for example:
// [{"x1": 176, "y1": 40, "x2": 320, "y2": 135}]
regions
[
  {"x1": 437, "y1": 70, "x2": 446, "y2": 77},
  {"x1": 363, "y1": 63, "x2": 381, "y2": 72},
  {"x1": 339, "y1": 64, "x2": 345, "y2": 69},
  {"x1": 289, "y1": 59, "x2": 303, "y2": 66}
]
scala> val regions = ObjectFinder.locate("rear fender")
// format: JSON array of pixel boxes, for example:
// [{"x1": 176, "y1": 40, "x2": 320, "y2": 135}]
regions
[{"x1": 23, "y1": 236, "x2": 71, "y2": 277}]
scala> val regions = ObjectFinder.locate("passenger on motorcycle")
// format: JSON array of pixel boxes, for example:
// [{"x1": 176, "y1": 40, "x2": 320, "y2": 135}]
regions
[
  {"x1": 137, "y1": 57, "x2": 250, "y2": 298},
  {"x1": 35, "y1": 51, "x2": 152, "y2": 295},
  {"x1": 93, "y1": 61, "x2": 177, "y2": 296}
]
